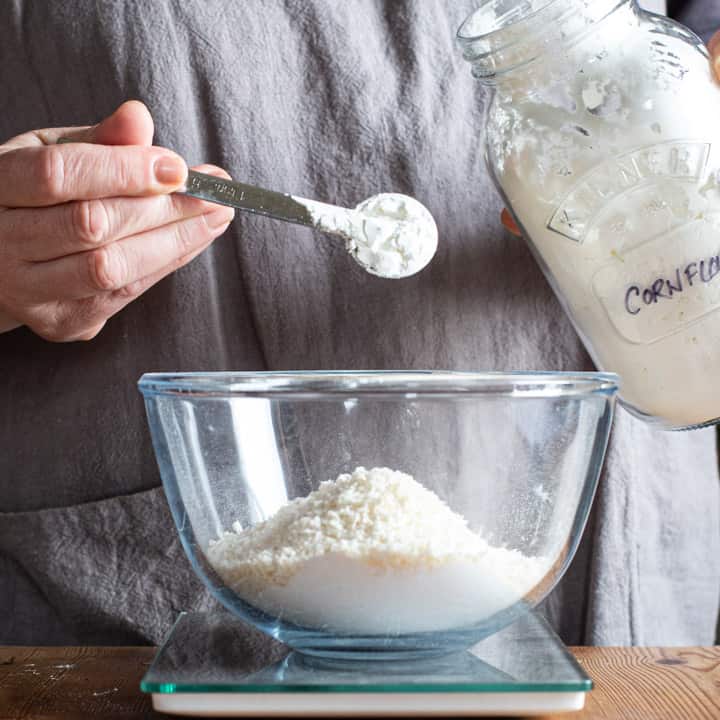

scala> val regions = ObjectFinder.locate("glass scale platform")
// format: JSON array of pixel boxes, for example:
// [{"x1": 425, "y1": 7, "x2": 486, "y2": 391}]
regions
[{"x1": 142, "y1": 609, "x2": 591, "y2": 716}]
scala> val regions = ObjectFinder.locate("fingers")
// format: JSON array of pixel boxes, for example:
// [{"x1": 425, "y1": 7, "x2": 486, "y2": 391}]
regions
[
  {"x1": 3, "y1": 165, "x2": 231, "y2": 261},
  {"x1": 0, "y1": 142, "x2": 188, "y2": 208},
  {"x1": 501, "y1": 208, "x2": 522, "y2": 236},
  {"x1": 22, "y1": 228, "x2": 218, "y2": 343},
  {"x1": 709, "y1": 30, "x2": 720, "y2": 81},
  {"x1": 21, "y1": 205, "x2": 233, "y2": 302},
  {"x1": 73, "y1": 232, "x2": 217, "y2": 338},
  {"x1": 0, "y1": 163, "x2": 232, "y2": 342}
]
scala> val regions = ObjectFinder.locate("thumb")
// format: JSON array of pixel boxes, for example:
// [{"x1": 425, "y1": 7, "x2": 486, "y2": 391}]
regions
[
  {"x1": 5, "y1": 100, "x2": 155, "y2": 150},
  {"x1": 57, "y1": 100, "x2": 154, "y2": 146}
]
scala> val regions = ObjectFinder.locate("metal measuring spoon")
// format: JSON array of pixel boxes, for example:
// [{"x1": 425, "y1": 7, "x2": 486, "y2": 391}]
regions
[
  {"x1": 182, "y1": 171, "x2": 438, "y2": 279},
  {"x1": 55, "y1": 135, "x2": 438, "y2": 279}
]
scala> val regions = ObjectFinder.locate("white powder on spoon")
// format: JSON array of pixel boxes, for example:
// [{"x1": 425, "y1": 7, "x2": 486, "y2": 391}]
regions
[
  {"x1": 207, "y1": 467, "x2": 547, "y2": 634},
  {"x1": 295, "y1": 194, "x2": 438, "y2": 279}
]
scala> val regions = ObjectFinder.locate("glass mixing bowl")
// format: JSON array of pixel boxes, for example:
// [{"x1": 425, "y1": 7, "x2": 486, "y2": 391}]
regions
[{"x1": 138, "y1": 371, "x2": 618, "y2": 660}]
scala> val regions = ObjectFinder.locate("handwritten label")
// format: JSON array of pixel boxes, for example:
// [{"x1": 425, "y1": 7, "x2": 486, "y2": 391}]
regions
[
  {"x1": 593, "y1": 218, "x2": 720, "y2": 344},
  {"x1": 548, "y1": 141, "x2": 710, "y2": 242}
]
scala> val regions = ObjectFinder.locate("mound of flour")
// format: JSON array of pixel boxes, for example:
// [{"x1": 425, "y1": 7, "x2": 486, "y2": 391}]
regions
[{"x1": 207, "y1": 467, "x2": 547, "y2": 634}]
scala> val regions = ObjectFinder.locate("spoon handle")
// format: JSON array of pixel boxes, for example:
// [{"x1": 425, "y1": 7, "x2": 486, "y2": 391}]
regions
[
  {"x1": 181, "y1": 170, "x2": 317, "y2": 228},
  {"x1": 55, "y1": 138, "x2": 341, "y2": 231}
]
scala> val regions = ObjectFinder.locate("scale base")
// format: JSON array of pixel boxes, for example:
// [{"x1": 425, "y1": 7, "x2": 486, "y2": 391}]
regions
[
  {"x1": 152, "y1": 690, "x2": 586, "y2": 717},
  {"x1": 142, "y1": 609, "x2": 591, "y2": 717}
]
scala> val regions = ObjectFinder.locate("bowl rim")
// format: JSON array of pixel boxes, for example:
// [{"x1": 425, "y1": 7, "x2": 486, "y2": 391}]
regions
[{"x1": 137, "y1": 370, "x2": 620, "y2": 398}]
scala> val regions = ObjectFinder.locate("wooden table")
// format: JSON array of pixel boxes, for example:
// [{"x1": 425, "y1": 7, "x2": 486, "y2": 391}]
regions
[{"x1": 0, "y1": 646, "x2": 718, "y2": 719}]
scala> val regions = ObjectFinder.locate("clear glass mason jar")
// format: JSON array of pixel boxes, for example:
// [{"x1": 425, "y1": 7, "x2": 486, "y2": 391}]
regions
[{"x1": 458, "y1": 0, "x2": 720, "y2": 430}]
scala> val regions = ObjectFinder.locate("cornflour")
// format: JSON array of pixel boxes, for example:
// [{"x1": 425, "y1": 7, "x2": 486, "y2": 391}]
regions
[
  {"x1": 207, "y1": 467, "x2": 547, "y2": 634},
  {"x1": 475, "y1": 4, "x2": 720, "y2": 426},
  {"x1": 295, "y1": 194, "x2": 438, "y2": 279}
]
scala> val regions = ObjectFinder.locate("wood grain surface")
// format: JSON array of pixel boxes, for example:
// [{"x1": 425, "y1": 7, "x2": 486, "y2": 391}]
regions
[{"x1": 0, "y1": 645, "x2": 718, "y2": 719}]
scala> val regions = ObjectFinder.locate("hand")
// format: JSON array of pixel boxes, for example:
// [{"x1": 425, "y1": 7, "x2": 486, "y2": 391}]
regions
[
  {"x1": 709, "y1": 29, "x2": 720, "y2": 80},
  {"x1": 500, "y1": 208, "x2": 521, "y2": 237},
  {"x1": 500, "y1": 29, "x2": 720, "y2": 238},
  {"x1": 0, "y1": 101, "x2": 234, "y2": 341}
]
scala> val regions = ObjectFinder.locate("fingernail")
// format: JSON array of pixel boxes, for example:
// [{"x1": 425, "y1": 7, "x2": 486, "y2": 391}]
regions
[{"x1": 154, "y1": 155, "x2": 187, "y2": 186}]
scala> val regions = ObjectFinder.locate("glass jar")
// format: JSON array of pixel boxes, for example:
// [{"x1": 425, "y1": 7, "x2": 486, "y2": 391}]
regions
[{"x1": 458, "y1": 0, "x2": 720, "y2": 429}]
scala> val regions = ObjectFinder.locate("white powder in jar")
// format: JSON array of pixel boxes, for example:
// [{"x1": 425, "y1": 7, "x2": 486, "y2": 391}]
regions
[
  {"x1": 207, "y1": 467, "x2": 547, "y2": 634},
  {"x1": 483, "y1": 7, "x2": 720, "y2": 426}
]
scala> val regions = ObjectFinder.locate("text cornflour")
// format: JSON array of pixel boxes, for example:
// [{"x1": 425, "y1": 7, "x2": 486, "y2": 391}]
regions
[{"x1": 593, "y1": 217, "x2": 720, "y2": 345}]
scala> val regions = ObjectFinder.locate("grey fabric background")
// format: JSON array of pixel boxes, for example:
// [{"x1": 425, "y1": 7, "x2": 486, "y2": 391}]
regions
[
  {"x1": 0, "y1": 0, "x2": 719, "y2": 647},
  {"x1": 669, "y1": 0, "x2": 718, "y2": 38}
]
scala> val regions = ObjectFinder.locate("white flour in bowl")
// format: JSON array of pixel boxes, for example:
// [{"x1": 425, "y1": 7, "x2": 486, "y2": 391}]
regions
[{"x1": 207, "y1": 467, "x2": 547, "y2": 634}]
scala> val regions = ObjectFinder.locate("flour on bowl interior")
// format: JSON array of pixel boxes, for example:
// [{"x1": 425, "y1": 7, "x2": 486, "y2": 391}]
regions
[{"x1": 206, "y1": 467, "x2": 547, "y2": 634}]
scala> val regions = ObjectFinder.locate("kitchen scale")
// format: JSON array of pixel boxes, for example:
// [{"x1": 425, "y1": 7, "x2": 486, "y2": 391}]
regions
[{"x1": 141, "y1": 608, "x2": 592, "y2": 717}]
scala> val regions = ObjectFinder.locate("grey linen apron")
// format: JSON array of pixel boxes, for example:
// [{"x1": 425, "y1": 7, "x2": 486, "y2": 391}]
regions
[{"x1": 0, "y1": 0, "x2": 718, "y2": 646}]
